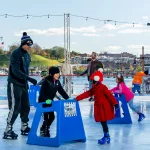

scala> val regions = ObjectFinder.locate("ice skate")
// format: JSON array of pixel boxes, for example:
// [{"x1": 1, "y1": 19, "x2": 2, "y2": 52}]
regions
[
  {"x1": 21, "y1": 122, "x2": 30, "y2": 135},
  {"x1": 138, "y1": 113, "x2": 145, "y2": 122},
  {"x1": 98, "y1": 133, "x2": 110, "y2": 145}
]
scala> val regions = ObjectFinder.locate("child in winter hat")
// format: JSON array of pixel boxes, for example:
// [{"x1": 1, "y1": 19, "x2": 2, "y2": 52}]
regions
[{"x1": 76, "y1": 68, "x2": 118, "y2": 145}]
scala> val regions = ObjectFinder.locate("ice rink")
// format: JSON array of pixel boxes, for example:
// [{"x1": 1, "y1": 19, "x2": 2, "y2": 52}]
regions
[{"x1": 0, "y1": 96, "x2": 150, "y2": 150}]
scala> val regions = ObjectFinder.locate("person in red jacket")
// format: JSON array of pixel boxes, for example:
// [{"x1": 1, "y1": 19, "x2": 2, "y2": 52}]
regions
[{"x1": 76, "y1": 69, "x2": 118, "y2": 145}]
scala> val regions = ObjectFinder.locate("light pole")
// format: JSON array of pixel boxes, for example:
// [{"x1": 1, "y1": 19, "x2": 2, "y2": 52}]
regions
[
  {"x1": 0, "y1": 36, "x2": 4, "y2": 50},
  {"x1": 0, "y1": 37, "x2": 3, "y2": 41}
]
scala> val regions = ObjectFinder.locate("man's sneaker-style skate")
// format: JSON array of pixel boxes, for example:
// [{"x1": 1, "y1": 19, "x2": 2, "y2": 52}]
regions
[
  {"x1": 3, "y1": 130, "x2": 18, "y2": 140},
  {"x1": 21, "y1": 122, "x2": 30, "y2": 135},
  {"x1": 98, "y1": 133, "x2": 110, "y2": 145},
  {"x1": 3, "y1": 124, "x2": 18, "y2": 140},
  {"x1": 138, "y1": 113, "x2": 145, "y2": 122}
]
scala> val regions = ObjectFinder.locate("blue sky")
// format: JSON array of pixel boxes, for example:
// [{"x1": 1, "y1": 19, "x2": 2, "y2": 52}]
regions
[{"x1": 0, "y1": 0, "x2": 150, "y2": 55}]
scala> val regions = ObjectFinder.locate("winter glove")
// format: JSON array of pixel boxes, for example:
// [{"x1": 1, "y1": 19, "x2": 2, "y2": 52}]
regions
[
  {"x1": 114, "y1": 104, "x2": 119, "y2": 110},
  {"x1": 27, "y1": 77, "x2": 37, "y2": 85},
  {"x1": 46, "y1": 99, "x2": 52, "y2": 104}
]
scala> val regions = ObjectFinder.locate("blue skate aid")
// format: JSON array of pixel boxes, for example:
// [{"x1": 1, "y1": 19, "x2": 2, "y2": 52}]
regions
[{"x1": 27, "y1": 99, "x2": 86, "y2": 147}]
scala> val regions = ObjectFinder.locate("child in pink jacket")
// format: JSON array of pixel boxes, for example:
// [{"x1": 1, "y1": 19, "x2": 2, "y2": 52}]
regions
[{"x1": 110, "y1": 74, "x2": 145, "y2": 122}]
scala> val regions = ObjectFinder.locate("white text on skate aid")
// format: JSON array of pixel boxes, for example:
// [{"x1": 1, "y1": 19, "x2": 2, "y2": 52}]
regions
[{"x1": 64, "y1": 102, "x2": 77, "y2": 117}]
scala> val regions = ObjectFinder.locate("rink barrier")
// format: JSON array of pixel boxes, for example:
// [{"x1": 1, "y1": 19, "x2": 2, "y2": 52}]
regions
[
  {"x1": 108, "y1": 94, "x2": 132, "y2": 124},
  {"x1": 27, "y1": 99, "x2": 86, "y2": 147}
]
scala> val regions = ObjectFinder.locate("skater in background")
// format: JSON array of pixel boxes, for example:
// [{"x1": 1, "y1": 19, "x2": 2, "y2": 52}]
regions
[
  {"x1": 38, "y1": 66, "x2": 69, "y2": 137},
  {"x1": 76, "y1": 69, "x2": 118, "y2": 144},
  {"x1": 79, "y1": 58, "x2": 93, "y2": 101},
  {"x1": 37, "y1": 70, "x2": 48, "y2": 85},
  {"x1": 3, "y1": 32, "x2": 37, "y2": 139},
  {"x1": 110, "y1": 74, "x2": 145, "y2": 122},
  {"x1": 132, "y1": 70, "x2": 148, "y2": 94},
  {"x1": 79, "y1": 52, "x2": 103, "y2": 101}
]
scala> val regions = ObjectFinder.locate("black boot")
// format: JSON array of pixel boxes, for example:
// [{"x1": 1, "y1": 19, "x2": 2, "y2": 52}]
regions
[
  {"x1": 40, "y1": 121, "x2": 50, "y2": 137},
  {"x1": 3, "y1": 123, "x2": 18, "y2": 140},
  {"x1": 21, "y1": 122, "x2": 30, "y2": 135},
  {"x1": 45, "y1": 126, "x2": 50, "y2": 137}
]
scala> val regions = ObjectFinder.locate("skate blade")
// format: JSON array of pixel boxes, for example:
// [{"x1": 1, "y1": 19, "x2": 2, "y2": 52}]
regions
[
  {"x1": 138, "y1": 117, "x2": 145, "y2": 122},
  {"x1": 21, "y1": 132, "x2": 28, "y2": 136},
  {"x1": 3, "y1": 135, "x2": 17, "y2": 140}
]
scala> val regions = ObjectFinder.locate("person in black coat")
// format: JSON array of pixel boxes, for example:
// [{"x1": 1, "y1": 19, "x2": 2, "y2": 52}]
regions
[{"x1": 38, "y1": 66, "x2": 69, "y2": 137}]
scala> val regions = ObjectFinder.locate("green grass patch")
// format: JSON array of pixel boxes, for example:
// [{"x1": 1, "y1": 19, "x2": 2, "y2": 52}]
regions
[{"x1": 30, "y1": 55, "x2": 61, "y2": 67}]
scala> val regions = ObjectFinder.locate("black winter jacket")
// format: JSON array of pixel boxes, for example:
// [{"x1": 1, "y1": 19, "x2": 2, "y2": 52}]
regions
[
  {"x1": 7, "y1": 46, "x2": 31, "y2": 87},
  {"x1": 38, "y1": 76, "x2": 69, "y2": 102}
]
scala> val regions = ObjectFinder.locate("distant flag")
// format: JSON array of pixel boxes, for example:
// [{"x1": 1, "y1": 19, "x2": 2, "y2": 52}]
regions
[{"x1": 0, "y1": 42, "x2": 4, "y2": 47}]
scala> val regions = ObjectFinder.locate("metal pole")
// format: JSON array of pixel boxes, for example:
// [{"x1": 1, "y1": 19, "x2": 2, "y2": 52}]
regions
[
  {"x1": 0, "y1": 37, "x2": 3, "y2": 41},
  {"x1": 142, "y1": 46, "x2": 144, "y2": 71},
  {"x1": 63, "y1": 13, "x2": 72, "y2": 96}
]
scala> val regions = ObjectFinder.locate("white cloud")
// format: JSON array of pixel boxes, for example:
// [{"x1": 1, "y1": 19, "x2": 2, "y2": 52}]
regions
[
  {"x1": 119, "y1": 24, "x2": 143, "y2": 28},
  {"x1": 14, "y1": 26, "x2": 98, "y2": 37},
  {"x1": 71, "y1": 26, "x2": 97, "y2": 33},
  {"x1": 14, "y1": 28, "x2": 64, "y2": 36},
  {"x1": 142, "y1": 16, "x2": 149, "y2": 20},
  {"x1": 105, "y1": 34, "x2": 115, "y2": 37},
  {"x1": 71, "y1": 42, "x2": 77, "y2": 45},
  {"x1": 127, "y1": 44, "x2": 150, "y2": 49},
  {"x1": 14, "y1": 23, "x2": 146, "y2": 37},
  {"x1": 102, "y1": 23, "x2": 143, "y2": 31},
  {"x1": 82, "y1": 33, "x2": 100, "y2": 37},
  {"x1": 118, "y1": 29, "x2": 150, "y2": 34},
  {"x1": 105, "y1": 46, "x2": 122, "y2": 50},
  {"x1": 103, "y1": 24, "x2": 117, "y2": 30}
]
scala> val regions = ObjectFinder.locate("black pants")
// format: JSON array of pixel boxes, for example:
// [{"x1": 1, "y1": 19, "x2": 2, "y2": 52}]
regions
[
  {"x1": 41, "y1": 112, "x2": 55, "y2": 127},
  {"x1": 101, "y1": 121, "x2": 109, "y2": 133},
  {"x1": 7, "y1": 83, "x2": 30, "y2": 125},
  {"x1": 42, "y1": 112, "x2": 55, "y2": 127}
]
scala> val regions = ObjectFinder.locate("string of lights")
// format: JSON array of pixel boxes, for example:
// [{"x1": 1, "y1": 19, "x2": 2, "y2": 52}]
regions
[
  {"x1": 70, "y1": 14, "x2": 148, "y2": 27},
  {"x1": 0, "y1": 13, "x2": 150, "y2": 27},
  {"x1": 0, "y1": 14, "x2": 63, "y2": 18}
]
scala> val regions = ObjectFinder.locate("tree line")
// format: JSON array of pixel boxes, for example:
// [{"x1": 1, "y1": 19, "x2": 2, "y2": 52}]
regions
[{"x1": 0, "y1": 43, "x2": 80, "y2": 60}]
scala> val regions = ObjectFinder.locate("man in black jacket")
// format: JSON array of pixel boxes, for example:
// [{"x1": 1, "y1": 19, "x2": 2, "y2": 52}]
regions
[{"x1": 3, "y1": 32, "x2": 37, "y2": 139}]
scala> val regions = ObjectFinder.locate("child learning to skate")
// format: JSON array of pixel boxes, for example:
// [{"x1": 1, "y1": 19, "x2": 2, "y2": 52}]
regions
[
  {"x1": 37, "y1": 70, "x2": 48, "y2": 85},
  {"x1": 76, "y1": 69, "x2": 118, "y2": 145},
  {"x1": 38, "y1": 66, "x2": 69, "y2": 137},
  {"x1": 110, "y1": 74, "x2": 145, "y2": 122}
]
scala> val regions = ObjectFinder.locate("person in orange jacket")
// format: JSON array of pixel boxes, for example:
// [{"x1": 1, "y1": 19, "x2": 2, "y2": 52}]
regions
[{"x1": 132, "y1": 70, "x2": 148, "y2": 93}]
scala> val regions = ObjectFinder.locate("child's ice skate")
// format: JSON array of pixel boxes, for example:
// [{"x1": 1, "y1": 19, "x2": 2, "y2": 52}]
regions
[
  {"x1": 98, "y1": 133, "x2": 110, "y2": 145},
  {"x1": 21, "y1": 122, "x2": 30, "y2": 135},
  {"x1": 40, "y1": 126, "x2": 50, "y2": 137},
  {"x1": 138, "y1": 113, "x2": 145, "y2": 122}
]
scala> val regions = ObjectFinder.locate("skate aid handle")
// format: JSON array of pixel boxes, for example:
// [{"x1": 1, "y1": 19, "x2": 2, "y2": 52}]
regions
[
  {"x1": 40, "y1": 99, "x2": 52, "y2": 105},
  {"x1": 46, "y1": 99, "x2": 52, "y2": 104}
]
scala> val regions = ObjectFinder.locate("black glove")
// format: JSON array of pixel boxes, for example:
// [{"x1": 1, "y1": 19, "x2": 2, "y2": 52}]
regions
[
  {"x1": 27, "y1": 77, "x2": 37, "y2": 85},
  {"x1": 114, "y1": 104, "x2": 119, "y2": 110}
]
